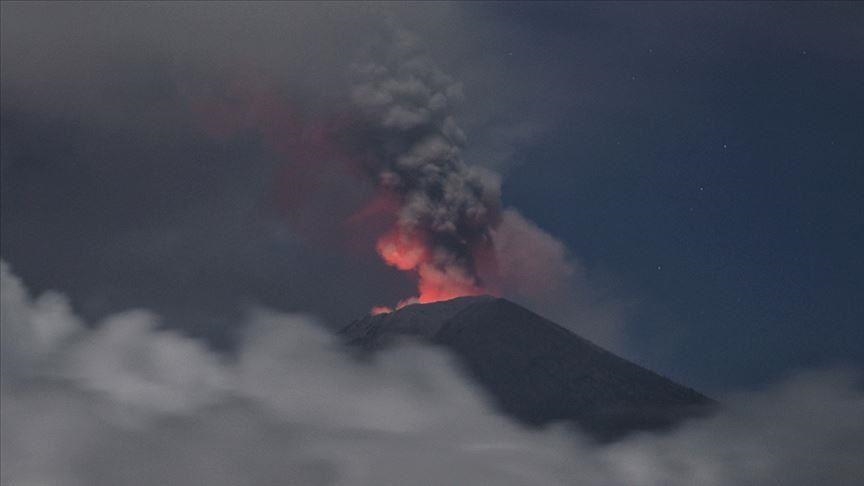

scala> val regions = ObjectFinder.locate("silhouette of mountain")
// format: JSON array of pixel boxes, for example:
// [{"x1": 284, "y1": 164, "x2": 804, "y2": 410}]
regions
[{"x1": 342, "y1": 296, "x2": 714, "y2": 441}]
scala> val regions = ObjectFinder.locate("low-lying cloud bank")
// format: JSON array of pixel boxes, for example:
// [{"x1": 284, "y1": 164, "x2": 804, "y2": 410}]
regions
[{"x1": 2, "y1": 262, "x2": 862, "y2": 485}]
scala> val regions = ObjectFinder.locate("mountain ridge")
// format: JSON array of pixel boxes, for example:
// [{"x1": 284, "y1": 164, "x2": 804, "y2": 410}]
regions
[{"x1": 342, "y1": 296, "x2": 714, "y2": 441}]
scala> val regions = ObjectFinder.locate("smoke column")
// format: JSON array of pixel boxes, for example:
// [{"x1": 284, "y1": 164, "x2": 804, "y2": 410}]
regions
[
  {"x1": 350, "y1": 29, "x2": 503, "y2": 310},
  {"x1": 169, "y1": 21, "x2": 614, "y2": 342}
]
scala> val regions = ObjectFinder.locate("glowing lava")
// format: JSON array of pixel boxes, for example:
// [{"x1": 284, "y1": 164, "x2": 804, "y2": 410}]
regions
[
  {"x1": 414, "y1": 264, "x2": 486, "y2": 304},
  {"x1": 371, "y1": 229, "x2": 489, "y2": 314}
]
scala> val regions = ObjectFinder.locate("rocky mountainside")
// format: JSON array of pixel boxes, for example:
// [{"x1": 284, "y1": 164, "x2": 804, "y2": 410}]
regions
[{"x1": 341, "y1": 296, "x2": 714, "y2": 441}]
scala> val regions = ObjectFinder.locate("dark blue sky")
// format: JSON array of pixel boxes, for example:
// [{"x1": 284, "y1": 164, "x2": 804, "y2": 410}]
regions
[
  {"x1": 1, "y1": 2, "x2": 861, "y2": 394},
  {"x1": 495, "y1": 2, "x2": 864, "y2": 390}
]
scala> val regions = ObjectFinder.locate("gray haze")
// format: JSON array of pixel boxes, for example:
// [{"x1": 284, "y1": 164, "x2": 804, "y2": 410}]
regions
[{"x1": 1, "y1": 1, "x2": 623, "y2": 348}]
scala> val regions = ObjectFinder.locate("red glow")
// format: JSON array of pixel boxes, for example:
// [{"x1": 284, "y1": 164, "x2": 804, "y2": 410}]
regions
[
  {"x1": 415, "y1": 264, "x2": 486, "y2": 303},
  {"x1": 376, "y1": 230, "x2": 427, "y2": 271},
  {"x1": 374, "y1": 227, "x2": 493, "y2": 310},
  {"x1": 188, "y1": 71, "x2": 495, "y2": 312},
  {"x1": 347, "y1": 191, "x2": 400, "y2": 225},
  {"x1": 370, "y1": 306, "x2": 393, "y2": 315}
]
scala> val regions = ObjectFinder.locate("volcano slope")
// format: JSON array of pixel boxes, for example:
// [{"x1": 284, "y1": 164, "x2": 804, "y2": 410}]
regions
[{"x1": 341, "y1": 296, "x2": 714, "y2": 442}]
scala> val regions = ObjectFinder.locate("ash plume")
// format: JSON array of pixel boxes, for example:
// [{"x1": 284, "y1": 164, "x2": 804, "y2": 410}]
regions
[
  {"x1": 343, "y1": 26, "x2": 626, "y2": 346},
  {"x1": 346, "y1": 27, "x2": 624, "y2": 346},
  {"x1": 350, "y1": 28, "x2": 503, "y2": 307}
]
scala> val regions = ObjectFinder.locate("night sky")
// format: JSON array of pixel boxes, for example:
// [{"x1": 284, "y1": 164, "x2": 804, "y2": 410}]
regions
[
  {"x1": 2, "y1": 1, "x2": 863, "y2": 396},
  {"x1": 493, "y1": 2, "x2": 864, "y2": 391}
]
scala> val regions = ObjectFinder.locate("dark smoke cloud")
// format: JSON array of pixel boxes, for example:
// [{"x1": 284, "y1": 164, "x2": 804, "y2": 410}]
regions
[
  {"x1": 3, "y1": 263, "x2": 863, "y2": 485},
  {"x1": 349, "y1": 26, "x2": 503, "y2": 305},
  {"x1": 342, "y1": 24, "x2": 628, "y2": 349}
]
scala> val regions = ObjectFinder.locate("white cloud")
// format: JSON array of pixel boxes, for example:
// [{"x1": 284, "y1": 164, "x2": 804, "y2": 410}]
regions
[{"x1": 2, "y1": 262, "x2": 862, "y2": 485}]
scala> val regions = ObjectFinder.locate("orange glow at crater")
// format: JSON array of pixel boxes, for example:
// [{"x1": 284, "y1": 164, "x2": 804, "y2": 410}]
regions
[
  {"x1": 415, "y1": 263, "x2": 486, "y2": 303},
  {"x1": 371, "y1": 228, "x2": 492, "y2": 314},
  {"x1": 370, "y1": 306, "x2": 393, "y2": 315}
]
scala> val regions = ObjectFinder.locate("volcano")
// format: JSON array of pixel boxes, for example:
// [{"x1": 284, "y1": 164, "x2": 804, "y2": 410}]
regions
[{"x1": 342, "y1": 296, "x2": 714, "y2": 441}]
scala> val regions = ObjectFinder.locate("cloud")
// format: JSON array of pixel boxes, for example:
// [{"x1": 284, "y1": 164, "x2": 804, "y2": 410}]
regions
[
  {"x1": 3, "y1": 262, "x2": 863, "y2": 485},
  {"x1": 601, "y1": 369, "x2": 864, "y2": 486}
]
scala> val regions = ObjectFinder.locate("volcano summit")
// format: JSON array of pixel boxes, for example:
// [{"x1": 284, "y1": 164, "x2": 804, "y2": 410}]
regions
[{"x1": 342, "y1": 296, "x2": 714, "y2": 441}]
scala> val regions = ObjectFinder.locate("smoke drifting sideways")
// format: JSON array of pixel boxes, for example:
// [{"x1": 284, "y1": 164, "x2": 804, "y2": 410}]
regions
[
  {"x1": 1, "y1": 2, "x2": 627, "y2": 347},
  {"x1": 3, "y1": 262, "x2": 864, "y2": 485}
]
